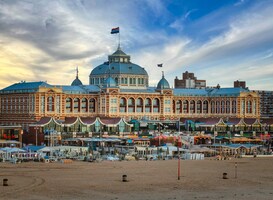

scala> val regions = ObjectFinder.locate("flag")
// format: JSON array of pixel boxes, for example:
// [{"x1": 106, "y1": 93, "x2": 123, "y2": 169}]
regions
[
  {"x1": 157, "y1": 63, "x2": 163, "y2": 67},
  {"x1": 111, "y1": 27, "x2": 119, "y2": 34}
]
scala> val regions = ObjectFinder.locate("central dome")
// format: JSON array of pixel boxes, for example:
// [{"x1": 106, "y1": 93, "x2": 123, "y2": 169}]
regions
[{"x1": 89, "y1": 46, "x2": 149, "y2": 89}]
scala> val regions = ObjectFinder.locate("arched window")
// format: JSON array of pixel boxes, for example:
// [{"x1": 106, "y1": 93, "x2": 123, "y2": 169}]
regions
[
  {"x1": 145, "y1": 98, "x2": 151, "y2": 113},
  {"x1": 66, "y1": 98, "x2": 72, "y2": 113},
  {"x1": 89, "y1": 98, "x2": 96, "y2": 113},
  {"x1": 216, "y1": 101, "x2": 220, "y2": 114},
  {"x1": 153, "y1": 98, "x2": 160, "y2": 113},
  {"x1": 128, "y1": 98, "x2": 135, "y2": 112},
  {"x1": 197, "y1": 100, "x2": 202, "y2": 114},
  {"x1": 136, "y1": 98, "x2": 143, "y2": 112},
  {"x1": 226, "y1": 101, "x2": 230, "y2": 113},
  {"x1": 203, "y1": 101, "x2": 208, "y2": 114},
  {"x1": 74, "y1": 98, "x2": 80, "y2": 113},
  {"x1": 47, "y1": 96, "x2": 54, "y2": 112},
  {"x1": 221, "y1": 101, "x2": 225, "y2": 113},
  {"x1": 247, "y1": 100, "x2": 252, "y2": 113},
  {"x1": 232, "y1": 100, "x2": 236, "y2": 114},
  {"x1": 183, "y1": 100, "x2": 189, "y2": 113},
  {"x1": 211, "y1": 101, "x2": 215, "y2": 114},
  {"x1": 176, "y1": 100, "x2": 182, "y2": 114},
  {"x1": 190, "y1": 100, "x2": 195, "y2": 113},
  {"x1": 81, "y1": 98, "x2": 88, "y2": 112},
  {"x1": 120, "y1": 97, "x2": 127, "y2": 113}
]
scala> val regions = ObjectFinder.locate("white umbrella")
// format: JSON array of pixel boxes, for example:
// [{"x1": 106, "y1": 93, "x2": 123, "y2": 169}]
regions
[{"x1": 6, "y1": 148, "x2": 26, "y2": 153}]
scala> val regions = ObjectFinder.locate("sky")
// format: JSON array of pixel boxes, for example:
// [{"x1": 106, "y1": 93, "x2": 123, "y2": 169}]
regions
[{"x1": 0, "y1": 0, "x2": 273, "y2": 90}]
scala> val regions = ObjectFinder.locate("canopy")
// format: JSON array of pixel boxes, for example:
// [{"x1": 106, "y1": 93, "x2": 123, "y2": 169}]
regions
[{"x1": 0, "y1": 147, "x2": 26, "y2": 153}]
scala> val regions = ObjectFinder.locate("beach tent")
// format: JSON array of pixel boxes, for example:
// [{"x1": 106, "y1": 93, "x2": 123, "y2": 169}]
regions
[
  {"x1": 189, "y1": 146, "x2": 215, "y2": 153},
  {"x1": 6, "y1": 148, "x2": 26, "y2": 153}
]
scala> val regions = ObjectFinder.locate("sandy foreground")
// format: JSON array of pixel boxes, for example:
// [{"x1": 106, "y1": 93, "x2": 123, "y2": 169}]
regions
[{"x1": 0, "y1": 157, "x2": 273, "y2": 200}]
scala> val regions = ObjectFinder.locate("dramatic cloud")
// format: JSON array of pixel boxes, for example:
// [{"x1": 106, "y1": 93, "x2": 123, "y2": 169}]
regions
[{"x1": 0, "y1": 0, "x2": 273, "y2": 90}]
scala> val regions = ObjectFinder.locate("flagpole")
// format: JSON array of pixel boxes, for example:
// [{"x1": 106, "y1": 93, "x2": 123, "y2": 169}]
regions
[{"x1": 118, "y1": 30, "x2": 120, "y2": 48}]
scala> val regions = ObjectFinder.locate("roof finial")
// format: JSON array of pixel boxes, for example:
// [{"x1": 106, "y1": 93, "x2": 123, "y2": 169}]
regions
[
  {"x1": 76, "y1": 66, "x2": 79, "y2": 79},
  {"x1": 162, "y1": 71, "x2": 164, "y2": 78}
]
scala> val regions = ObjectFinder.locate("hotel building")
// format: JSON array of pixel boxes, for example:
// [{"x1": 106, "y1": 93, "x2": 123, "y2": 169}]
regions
[{"x1": 0, "y1": 46, "x2": 261, "y2": 139}]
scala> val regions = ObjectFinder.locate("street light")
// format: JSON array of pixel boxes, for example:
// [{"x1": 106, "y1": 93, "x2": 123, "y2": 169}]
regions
[{"x1": 34, "y1": 126, "x2": 39, "y2": 146}]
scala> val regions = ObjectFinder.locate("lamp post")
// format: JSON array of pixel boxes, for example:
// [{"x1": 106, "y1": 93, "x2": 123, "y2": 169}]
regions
[
  {"x1": 34, "y1": 126, "x2": 39, "y2": 146},
  {"x1": 177, "y1": 139, "x2": 181, "y2": 180}
]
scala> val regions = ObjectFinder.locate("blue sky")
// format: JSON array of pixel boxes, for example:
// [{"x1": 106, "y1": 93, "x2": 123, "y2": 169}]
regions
[{"x1": 0, "y1": 0, "x2": 273, "y2": 90}]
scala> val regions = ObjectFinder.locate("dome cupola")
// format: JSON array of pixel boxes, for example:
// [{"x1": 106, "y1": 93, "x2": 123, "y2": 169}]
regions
[
  {"x1": 157, "y1": 71, "x2": 170, "y2": 89},
  {"x1": 89, "y1": 46, "x2": 149, "y2": 89},
  {"x1": 71, "y1": 67, "x2": 83, "y2": 86}
]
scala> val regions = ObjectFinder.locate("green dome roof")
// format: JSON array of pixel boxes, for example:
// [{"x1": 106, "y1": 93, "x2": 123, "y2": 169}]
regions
[
  {"x1": 71, "y1": 67, "x2": 82, "y2": 86},
  {"x1": 157, "y1": 74, "x2": 170, "y2": 89},
  {"x1": 71, "y1": 78, "x2": 83, "y2": 86},
  {"x1": 90, "y1": 47, "x2": 148, "y2": 76}
]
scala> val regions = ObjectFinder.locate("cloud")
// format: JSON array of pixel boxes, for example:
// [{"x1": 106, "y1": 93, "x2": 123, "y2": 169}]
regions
[
  {"x1": 0, "y1": 0, "x2": 273, "y2": 91},
  {"x1": 133, "y1": 1, "x2": 273, "y2": 90}
]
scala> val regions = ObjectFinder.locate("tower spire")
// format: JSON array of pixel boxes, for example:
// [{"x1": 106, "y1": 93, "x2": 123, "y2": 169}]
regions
[{"x1": 76, "y1": 66, "x2": 79, "y2": 79}]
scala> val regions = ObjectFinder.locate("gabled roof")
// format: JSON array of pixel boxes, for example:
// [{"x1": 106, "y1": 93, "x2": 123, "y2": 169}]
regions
[
  {"x1": 61, "y1": 85, "x2": 100, "y2": 94},
  {"x1": 79, "y1": 117, "x2": 97, "y2": 125},
  {"x1": 98, "y1": 117, "x2": 133, "y2": 127},
  {"x1": 198, "y1": 118, "x2": 224, "y2": 126},
  {"x1": 259, "y1": 118, "x2": 273, "y2": 126},
  {"x1": 0, "y1": 81, "x2": 52, "y2": 93},
  {"x1": 63, "y1": 117, "x2": 78, "y2": 126},
  {"x1": 208, "y1": 87, "x2": 249, "y2": 97},
  {"x1": 226, "y1": 118, "x2": 244, "y2": 126},
  {"x1": 243, "y1": 118, "x2": 259, "y2": 126},
  {"x1": 120, "y1": 87, "x2": 157, "y2": 94},
  {"x1": 174, "y1": 88, "x2": 208, "y2": 96},
  {"x1": 29, "y1": 117, "x2": 62, "y2": 127},
  {"x1": 61, "y1": 86, "x2": 87, "y2": 94}
]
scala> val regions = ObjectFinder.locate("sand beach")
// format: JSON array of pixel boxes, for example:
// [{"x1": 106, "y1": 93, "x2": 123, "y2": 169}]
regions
[{"x1": 0, "y1": 157, "x2": 273, "y2": 200}]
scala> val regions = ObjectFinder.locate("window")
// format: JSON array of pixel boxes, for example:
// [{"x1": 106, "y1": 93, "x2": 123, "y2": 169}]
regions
[
  {"x1": 82, "y1": 98, "x2": 88, "y2": 112},
  {"x1": 183, "y1": 100, "x2": 189, "y2": 113},
  {"x1": 164, "y1": 99, "x2": 170, "y2": 104},
  {"x1": 110, "y1": 107, "x2": 117, "y2": 113},
  {"x1": 39, "y1": 96, "x2": 45, "y2": 113},
  {"x1": 203, "y1": 101, "x2": 208, "y2": 113},
  {"x1": 47, "y1": 96, "x2": 54, "y2": 112},
  {"x1": 66, "y1": 98, "x2": 72, "y2": 113},
  {"x1": 74, "y1": 98, "x2": 80, "y2": 113},
  {"x1": 89, "y1": 98, "x2": 96, "y2": 113},
  {"x1": 247, "y1": 100, "x2": 252, "y2": 113},
  {"x1": 111, "y1": 98, "x2": 117, "y2": 104}
]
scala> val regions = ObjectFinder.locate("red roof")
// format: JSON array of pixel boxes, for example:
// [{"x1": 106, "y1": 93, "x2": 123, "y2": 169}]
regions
[
  {"x1": 80, "y1": 117, "x2": 96, "y2": 125},
  {"x1": 100, "y1": 117, "x2": 121, "y2": 125},
  {"x1": 36, "y1": 117, "x2": 51, "y2": 125},
  {"x1": 226, "y1": 118, "x2": 241, "y2": 125},
  {"x1": 63, "y1": 117, "x2": 78, "y2": 125},
  {"x1": 243, "y1": 118, "x2": 257, "y2": 125},
  {"x1": 260, "y1": 118, "x2": 273, "y2": 125}
]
